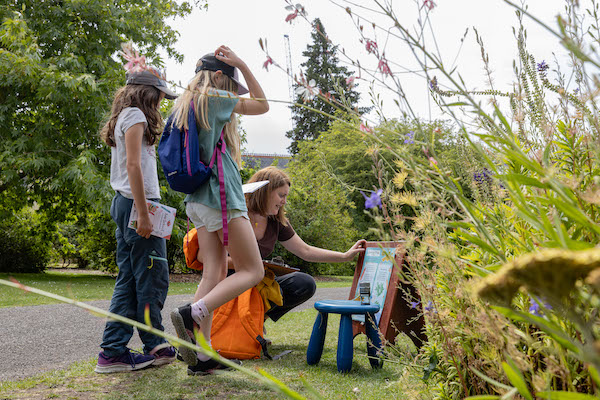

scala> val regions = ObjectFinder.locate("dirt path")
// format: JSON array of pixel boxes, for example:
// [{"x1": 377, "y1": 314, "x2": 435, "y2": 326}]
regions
[{"x1": 0, "y1": 287, "x2": 349, "y2": 382}]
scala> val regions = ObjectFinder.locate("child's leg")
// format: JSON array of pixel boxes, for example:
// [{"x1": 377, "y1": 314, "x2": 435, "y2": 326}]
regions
[
  {"x1": 196, "y1": 216, "x2": 264, "y2": 312},
  {"x1": 131, "y1": 234, "x2": 169, "y2": 354},
  {"x1": 100, "y1": 227, "x2": 137, "y2": 357},
  {"x1": 193, "y1": 227, "x2": 227, "y2": 342}
]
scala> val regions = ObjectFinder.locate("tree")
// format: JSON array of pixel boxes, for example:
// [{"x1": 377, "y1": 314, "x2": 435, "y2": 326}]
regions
[
  {"x1": 0, "y1": 0, "x2": 197, "y2": 270},
  {"x1": 285, "y1": 18, "x2": 363, "y2": 155}
]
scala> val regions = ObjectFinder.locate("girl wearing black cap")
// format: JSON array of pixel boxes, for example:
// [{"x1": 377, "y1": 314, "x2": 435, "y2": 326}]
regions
[
  {"x1": 169, "y1": 45, "x2": 270, "y2": 375},
  {"x1": 96, "y1": 59, "x2": 178, "y2": 373}
]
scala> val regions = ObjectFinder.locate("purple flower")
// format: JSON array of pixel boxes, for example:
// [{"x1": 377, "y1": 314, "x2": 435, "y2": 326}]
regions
[
  {"x1": 404, "y1": 130, "x2": 415, "y2": 144},
  {"x1": 537, "y1": 61, "x2": 549, "y2": 76},
  {"x1": 361, "y1": 189, "x2": 382, "y2": 209},
  {"x1": 409, "y1": 300, "x2": 420, "y2": 309},
  {"x1": 529, "y1": 296, "x2": 552, "y2": 316},
  {"x1": 424, "y1": 300, "x2": 435, "y2": 312},
  {"x1": 429, "y1": 76, "x2": 438, "y2": 90}
]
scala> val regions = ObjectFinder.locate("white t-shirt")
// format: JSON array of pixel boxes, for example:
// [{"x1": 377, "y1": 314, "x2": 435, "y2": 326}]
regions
[{"x1": 109, "y1": 107, "x2": 161, "y2": 200}]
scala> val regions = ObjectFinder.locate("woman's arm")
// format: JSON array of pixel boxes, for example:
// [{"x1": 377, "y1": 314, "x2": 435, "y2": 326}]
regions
[
  {"x1": 280, "y1": 235, "x2": 367, "y2": 263},
  {"x1": 124, "y1": 123, "x2": 152, "y2": 238},
  {"x1": 214, "y1": 45, "x2": 269, "y2": 115}
]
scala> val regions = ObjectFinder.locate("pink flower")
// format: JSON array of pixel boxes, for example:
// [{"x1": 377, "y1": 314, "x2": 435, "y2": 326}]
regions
[
  {"x1": 346, "y1": 76, "x2": 356, "y2": 86},
  {"x1": 378, "y1": 59, "x2": 391, "y2": 76},
  {"x1": 365, "y1": 40, "x2": 378, "y2": 54},
  {"x1": 424, "y1": 0, "x2": 435, "y2": 10},
  {"x1": 120, "y1": 42, "x2": 147, "y2": 73},
  {"x1": 285, "y1": 10, "x2": 298, "y2": 23},
  {"x1": 359, "y1": 123, "x2": 373, "y2": 134},
  {"x1": 429, "y1": 157, "x2": 438, "y2": 165},
  {"x1": 263, "y1": 56, "x2": 274, "y2": 71}
]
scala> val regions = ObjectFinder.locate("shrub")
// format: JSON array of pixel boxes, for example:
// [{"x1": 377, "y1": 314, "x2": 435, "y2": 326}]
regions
[{"x1": 0, "y1": 209, "x2": 50, "y2": 273}]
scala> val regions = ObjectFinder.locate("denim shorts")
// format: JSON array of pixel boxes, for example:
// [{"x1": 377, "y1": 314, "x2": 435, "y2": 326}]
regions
[{"x1": 186, "y1": 202, "x2": 248, "y2": 232}]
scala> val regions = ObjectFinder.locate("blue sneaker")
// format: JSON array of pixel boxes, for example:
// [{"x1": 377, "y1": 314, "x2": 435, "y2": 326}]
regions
[
  {"x1": 149, "y1": 345, "x2": 177, "y2": 366},
  {"x1": 94, "y1": 349, "x2": 155, "y2": 373}
]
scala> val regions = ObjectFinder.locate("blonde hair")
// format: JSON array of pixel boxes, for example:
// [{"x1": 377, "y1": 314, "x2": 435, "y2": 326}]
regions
[
  {"x1": 245, "y1": 167, "x2": 291, "y2": 225},
  {"x1": 172, "y1": 68, "x2": 241, "y2": 166}
]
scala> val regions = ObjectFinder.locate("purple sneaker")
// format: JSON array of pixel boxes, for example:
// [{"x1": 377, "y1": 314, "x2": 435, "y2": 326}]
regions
[
  {"x1": 94, "y1": 349, "x2": 155, "y2": 373},
  {"x1": 149, "y1": 345, "x2": 177, "y2": 366}
]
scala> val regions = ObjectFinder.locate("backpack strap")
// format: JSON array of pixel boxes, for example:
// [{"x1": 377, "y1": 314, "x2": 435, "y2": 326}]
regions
[{"x1": 209, "y1": 130, "x2": 228, "y2": 246}]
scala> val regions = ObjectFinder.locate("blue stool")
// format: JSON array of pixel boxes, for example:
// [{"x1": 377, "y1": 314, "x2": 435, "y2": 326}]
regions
[{"x1": 306, "y1": 300, "x2": 383, "y2": 373}]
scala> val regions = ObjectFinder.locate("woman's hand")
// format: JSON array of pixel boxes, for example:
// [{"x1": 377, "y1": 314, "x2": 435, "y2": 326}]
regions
[
  {"x1": 214, "y1": 45, "x2": 245, "y2": 69},
  {"x1": 343, "y1": 239, "x2": 367, "y2": 261}
]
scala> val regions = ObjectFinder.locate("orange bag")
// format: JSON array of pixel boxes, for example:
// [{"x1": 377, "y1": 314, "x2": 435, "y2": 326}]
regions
[
  {"x1": 211, "y1": 287, "x2": 271, "y2": 359},
  {"x1": 183, "y1": 228, "x2": 203, "y2": 271},
  {"x1": 183, "y1": 228, "x2": 272, "y2": 359}
]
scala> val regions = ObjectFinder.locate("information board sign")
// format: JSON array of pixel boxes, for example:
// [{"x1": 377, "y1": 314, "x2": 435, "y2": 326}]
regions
[{"x1": 349, "y1": 242, "x2": 427, "y2": 347}]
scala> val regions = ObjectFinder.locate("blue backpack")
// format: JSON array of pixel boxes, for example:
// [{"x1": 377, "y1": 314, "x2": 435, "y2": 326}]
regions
[
  {"x1": 158, "y1": 103, "x2": 218, "y2": 194},
  {"x1": 158, "y1": 103, "x2": 230, "y2": 245}
]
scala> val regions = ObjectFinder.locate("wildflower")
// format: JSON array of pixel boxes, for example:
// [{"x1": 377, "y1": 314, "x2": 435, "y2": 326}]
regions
[
  {"x1": 429, "y1": 76, "x2": 438, "y2": 90},
  {"x1": 537, "y1": 60, "x2": 549, "y2": 76},
  {"x1": 424, "y1": 300, "x2": 435, "y2": 312},
  {"x1": 409, "y1": 300, "x2": 420, "y2": 309},
  {"x1": 361, "y1": 189, "x2": 382, "y2": 209},
  {"x1": 433, "y1": 127, "x2": 441, "y2": 134},
  {"x1": 365, "y1": 39, "x2": 378, "y2": 54},
  {"x1": 346, "y1": 76, "x2": 357, "y2": 87},
  {"x1": 285, "y1": 9, "x2": 299, "y2": 23},
  {"x1": 295, "y1": 78, "x2": 317, "y2": 101},
  {"x1": 428, "y1": 157, "x2": 438, "y2": 166},
  {"x1": 378, "y1": 59, "x2": 391, "y2": 76},
  {"x1": 262, "y1": 56, "x2": 274, "y2": 71},
  {"x1": 423, "y1": 0, "x2": 435, "y2": 10},
  {"x1": 359, "y1": 123, "x2": 373, "y2": 134},
  {"x1": 390, "y1": 192, "x2": 418, "y2": 207},
  {"x1": 404, "y1": 130, "x2": 415, "y2": 144},
  {"x1": 529, "y1": 296, "x2": 552, "y2": 316},
  {"x1": 393, "y1": 171, "x2": 408, "y2": 189},
  {"x1": 120, "y1": 42, "x2": 146, "y2": 73}
]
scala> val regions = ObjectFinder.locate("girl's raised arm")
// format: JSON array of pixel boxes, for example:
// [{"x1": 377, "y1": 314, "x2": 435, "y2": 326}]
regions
[{"x1": 214, "y1": 46, "x2": 269, "y2": 116}]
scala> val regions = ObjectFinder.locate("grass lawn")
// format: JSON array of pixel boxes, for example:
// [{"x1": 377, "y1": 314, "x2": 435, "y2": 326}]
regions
[
  {"x1": 0, "y1": 308, "x2": 430, "y2": 399},
  {"x1": 0, "y1": 270, "x2": 354, "y2": 308}
]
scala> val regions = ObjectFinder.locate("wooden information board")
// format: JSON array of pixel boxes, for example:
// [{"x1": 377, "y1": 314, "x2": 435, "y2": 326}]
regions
[{"x1": 349, "y1": 241, "x2": 427, "y2": 347}]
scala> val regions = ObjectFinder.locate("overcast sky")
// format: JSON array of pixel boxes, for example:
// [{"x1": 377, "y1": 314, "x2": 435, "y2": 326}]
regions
[{"x1": 161, "y1": 0, "x2": 569, "y2": 155}]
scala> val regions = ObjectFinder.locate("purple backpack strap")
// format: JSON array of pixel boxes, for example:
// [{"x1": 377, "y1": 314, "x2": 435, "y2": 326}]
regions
[{"x1": 209, "y1": 130, "x2": 228, "y2": 246}]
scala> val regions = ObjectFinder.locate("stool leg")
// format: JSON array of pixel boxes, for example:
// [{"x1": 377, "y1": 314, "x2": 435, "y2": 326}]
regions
[
  {"x1": 307, "y1": 311, "x2": 328, "y2": 365},
  {"x1": 337, "y1": 314, "x2": 354, "y2": 373},
  {"x1": 365, "y1": 312, "x2": 383, "y2": 369}
]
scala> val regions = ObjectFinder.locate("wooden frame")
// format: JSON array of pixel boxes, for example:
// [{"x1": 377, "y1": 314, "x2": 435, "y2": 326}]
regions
[{"x1": 349, "y1": 241, "x2": 426, "y2": 346}]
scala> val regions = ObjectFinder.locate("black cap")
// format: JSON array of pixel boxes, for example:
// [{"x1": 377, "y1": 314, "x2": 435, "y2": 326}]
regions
[
  {"x1": 195, "y1": 54, "x2": 248, "y2": 95},
  {"x1": 126, "y1": 67, "x2": 178, "y2": 100}
]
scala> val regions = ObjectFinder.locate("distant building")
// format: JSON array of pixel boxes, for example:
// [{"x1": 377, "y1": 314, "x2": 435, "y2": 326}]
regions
[{"x1": 242, "y1": 153, "x2": 292, "y2": 169}]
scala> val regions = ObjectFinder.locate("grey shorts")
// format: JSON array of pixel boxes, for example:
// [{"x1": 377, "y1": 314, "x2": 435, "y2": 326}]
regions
[{"x1": 186, "y1": 202, "x2": 248, "y2": 233}]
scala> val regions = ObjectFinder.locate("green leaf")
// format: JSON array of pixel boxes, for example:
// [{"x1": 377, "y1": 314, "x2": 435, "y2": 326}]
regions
[
  {"x1": 589, "y1": 366, "x2": 600, "y2": 387},
  {"x1": 535, "y1": 391, "x2": 599, "y2": 400},
  {"x1": 492, "y1": 306, "x2": 580, "y2": 353},
  {"x1": 469, "y1": 367, "x2": 514, "y2": 390},
  {"x1": 464, "y1": 396, "x2": 501, "y2": 400},
  {"x1": 502, "y1": 358, "x2": 532, "y2": 400}
]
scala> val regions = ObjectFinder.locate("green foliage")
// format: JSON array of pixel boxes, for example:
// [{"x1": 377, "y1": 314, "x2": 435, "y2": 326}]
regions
[
  {"x1": 0, "y1": 208, "x2": 50, "y2": 273},
  {"x1": 285, "y1": 18, "x2": 364, "y2": 155},
  {"x1": 0, "y1": 0, "x2": 195, "y2": 271}
]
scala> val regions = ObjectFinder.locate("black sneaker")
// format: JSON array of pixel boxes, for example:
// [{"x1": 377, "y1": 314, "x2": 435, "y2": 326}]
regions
[
  {"x1": 170, "y1": 304, "x2": 198, "y2": 367},
  {"x1": 187, "y1": 358, "x2": 242, "y2": 376}
]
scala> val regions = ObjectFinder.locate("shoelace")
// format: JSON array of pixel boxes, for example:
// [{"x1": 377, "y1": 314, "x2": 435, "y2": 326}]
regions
[{"x1": 126, "y1": 349, "x2": 145, "y2": 368}]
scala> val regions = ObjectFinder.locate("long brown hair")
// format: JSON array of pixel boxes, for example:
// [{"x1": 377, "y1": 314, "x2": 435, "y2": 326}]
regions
[
  {"x1": 246, "y1": 167, "x2": 291, "y2": 225},
  {"x1": 172, "y1": 68, "x2": 241, "y2": 166},
  {"x1": 100, "y1": 84, "x2": 163, "y2": 147}
]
